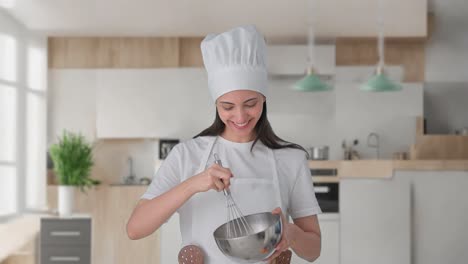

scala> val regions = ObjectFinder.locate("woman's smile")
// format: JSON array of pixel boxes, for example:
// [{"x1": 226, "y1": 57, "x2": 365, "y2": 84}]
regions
[{"x1": 231, "y1": 120, "x2": 251, "y2": 130}]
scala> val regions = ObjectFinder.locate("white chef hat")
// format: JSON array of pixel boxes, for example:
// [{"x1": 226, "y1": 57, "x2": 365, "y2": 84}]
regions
[{"x1": 201, "y1": 25, "x2": 268, "y2": 102}]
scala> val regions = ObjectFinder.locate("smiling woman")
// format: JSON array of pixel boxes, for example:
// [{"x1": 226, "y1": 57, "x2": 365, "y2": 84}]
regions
[{"x1": 127, "y1": 25, "x2": 322, "y2": 264}]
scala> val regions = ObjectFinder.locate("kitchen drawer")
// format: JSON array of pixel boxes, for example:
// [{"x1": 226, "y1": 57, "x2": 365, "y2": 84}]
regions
[
  {"x1": 41, "y1": 245, "x2": 90, "y2": 264},
  {"x1": 41, "y1": 219, "x2": 91, "y2": 246}
]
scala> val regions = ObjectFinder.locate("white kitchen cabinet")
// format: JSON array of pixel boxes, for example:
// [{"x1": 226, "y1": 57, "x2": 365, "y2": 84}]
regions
[
  {"x1": 340, "y1": 177, "x2": 411, "y2": 264},
  {"x1": 291, "y1": 213, "x2": 340, "y2": 264},
  {"x1": 48, "y1": 70, "x2": 98, "y2": 142},
  {"x1": 396, "y1": 171, "x2": 468, "y2": 264},
  {"x1": 96, "y1": 68, "x2": 214, "y2": 139}
]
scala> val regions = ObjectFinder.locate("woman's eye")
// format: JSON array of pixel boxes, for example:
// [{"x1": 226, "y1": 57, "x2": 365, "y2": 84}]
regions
[
  {"x1": 223, "y1": 107, "x2": 233, "y2": 111},
  {"x1": 246, "y1": 103, "x2": 256, "y2": 108}
]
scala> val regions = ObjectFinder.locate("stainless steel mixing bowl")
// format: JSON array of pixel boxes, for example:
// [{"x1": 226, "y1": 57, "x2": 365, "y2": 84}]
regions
[{"x1": 213, "y1": 212, "x2": 283, "y2": 263}]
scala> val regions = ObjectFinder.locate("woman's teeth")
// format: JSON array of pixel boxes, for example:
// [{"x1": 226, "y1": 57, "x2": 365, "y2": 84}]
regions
[{"x1": 234, "y1": 121, "x2": 248, "y2": 127}]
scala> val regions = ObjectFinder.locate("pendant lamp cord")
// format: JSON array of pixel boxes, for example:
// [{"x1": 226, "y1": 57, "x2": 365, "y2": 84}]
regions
[
  {"x1": 377, "y1": 0, "x2": 385, "y2": 69},
  {"x1": 307, "y1": 0, "x2": 316, "y2": 69}
]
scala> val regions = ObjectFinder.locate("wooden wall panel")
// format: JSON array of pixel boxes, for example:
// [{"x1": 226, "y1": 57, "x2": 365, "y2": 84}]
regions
[
  {"x1": 49, "y1": 36, "x2": 425, "y2": 81},
  {"x1": 48, "y1": 38, "x2": 99, "y2": 68},
  {"x1": 49, "y1": 37, "x2": 179, "y2": 68},
  {"x1": 411, "y1": 136, "x2": 468, "y2": 159},
  {"x1": 179, "y1": 37, "x2": 204, "y2": 67},
  {"x1": 411, "y1": 116, "x2": 468, "y2": 160},
  {"x1": 336, "y1": 38, "x2": 425, "y2": 82}
]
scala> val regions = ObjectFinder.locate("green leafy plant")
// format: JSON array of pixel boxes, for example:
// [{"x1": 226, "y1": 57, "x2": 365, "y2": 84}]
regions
[{"x1": 49, "y1": 130, "x2": 100, "y2": 191}]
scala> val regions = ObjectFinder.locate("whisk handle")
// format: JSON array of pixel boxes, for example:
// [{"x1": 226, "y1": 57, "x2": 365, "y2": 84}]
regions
[
  {"x1": 214, "y1": 153, "x2": 223, "y2": 166},
  {"x1": 214, "y1": 153, "x2": 231, "y2": 196}
]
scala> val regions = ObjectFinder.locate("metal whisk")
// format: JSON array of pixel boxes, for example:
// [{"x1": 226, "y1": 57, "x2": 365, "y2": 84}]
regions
[{"x1": 214, "y1": 153, "x2": 254, "y2": 238}]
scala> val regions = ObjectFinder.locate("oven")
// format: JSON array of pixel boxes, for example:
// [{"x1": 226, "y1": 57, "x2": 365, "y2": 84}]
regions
[{"x1": 311, "y1": 168, "x2": 339, "y2": 213}]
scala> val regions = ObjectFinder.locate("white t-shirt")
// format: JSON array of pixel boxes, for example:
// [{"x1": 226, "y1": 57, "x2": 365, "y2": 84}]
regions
[{"x1": 141, "y1": 136, "x2": 322, "y2": 260}]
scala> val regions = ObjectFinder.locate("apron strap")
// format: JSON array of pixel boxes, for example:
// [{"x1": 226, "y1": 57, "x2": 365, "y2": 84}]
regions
[
  {"x1": 187, "y1": 136, "x2": 218, "y2": 243},
  {"x1": 268, "y1": 148, "x2": 285, "y2": 216}
]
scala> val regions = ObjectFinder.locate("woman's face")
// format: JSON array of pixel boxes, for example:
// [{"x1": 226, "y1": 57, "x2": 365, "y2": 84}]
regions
[{"x1": 216, "y1": 90, "x2": 265, "y2": 142}]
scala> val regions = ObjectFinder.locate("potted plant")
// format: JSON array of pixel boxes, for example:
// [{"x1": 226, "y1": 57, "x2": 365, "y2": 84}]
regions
[{"x1": 49, "y1": 130, "x2": 100, "y2": 217}]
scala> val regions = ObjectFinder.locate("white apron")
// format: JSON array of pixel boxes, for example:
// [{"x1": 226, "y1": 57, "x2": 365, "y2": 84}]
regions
[{"x1": 186, "y1": 136, "x2": 284, "y2": 264}]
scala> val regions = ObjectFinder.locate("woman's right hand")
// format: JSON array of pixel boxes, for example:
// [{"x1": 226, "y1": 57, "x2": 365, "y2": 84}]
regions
[{"x1": 188, "y1": 164, "x2": 233, "y2": 193}]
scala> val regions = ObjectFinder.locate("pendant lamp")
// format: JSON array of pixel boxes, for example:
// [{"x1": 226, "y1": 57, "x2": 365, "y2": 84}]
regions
[
  {"x1": 360, "y1": 0, "x2": 402, "y2": 92},
  {"x1": 293, "y1": 0, "x2": 332, "y2": 92}
]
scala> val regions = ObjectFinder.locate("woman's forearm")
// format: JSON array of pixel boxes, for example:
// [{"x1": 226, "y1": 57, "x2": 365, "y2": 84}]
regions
[
  {"x1": 127, "y1": 164, "x2": 232, "y2": 240},
  {"x1": 288, "y1": 223, "x2": 321, "y2": 262},
  {"x1": 126, "y1": 179, "x2": 196, "y2": 240}
]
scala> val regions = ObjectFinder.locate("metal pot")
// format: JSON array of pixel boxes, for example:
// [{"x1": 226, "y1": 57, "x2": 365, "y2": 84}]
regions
[{"x1": 308, "y1": 146, "x2": 329, "y2": 160}]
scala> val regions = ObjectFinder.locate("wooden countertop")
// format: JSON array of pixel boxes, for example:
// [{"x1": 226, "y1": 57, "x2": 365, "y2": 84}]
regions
[
  {"x1": 0, "y1": 214, "x2": 43, "y2": 262},
  {"x1": 309, "y1": 160, "x2": 468, "y2": 179}
]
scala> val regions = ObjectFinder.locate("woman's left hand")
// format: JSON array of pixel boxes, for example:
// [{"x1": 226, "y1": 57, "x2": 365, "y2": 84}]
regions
[{"x1": 266, "y1": 207, "x2": 293, "y2": 263}]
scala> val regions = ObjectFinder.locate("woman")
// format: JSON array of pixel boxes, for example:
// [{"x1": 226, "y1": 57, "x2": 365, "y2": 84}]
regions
[{"x1": 127, "y1": 25, "x2": 322, "y2": 263}]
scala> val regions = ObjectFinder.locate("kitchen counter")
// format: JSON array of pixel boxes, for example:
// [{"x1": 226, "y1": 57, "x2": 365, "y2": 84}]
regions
[
  {"x1": 46, "y1": 186, "x2": 160, "y2": 264},
  {"x1": 309, "y1": 160, "x2": 468, "y2": 179},
  {"x1": 0, "y1": 214, "x2": 43, "y2": 262}
]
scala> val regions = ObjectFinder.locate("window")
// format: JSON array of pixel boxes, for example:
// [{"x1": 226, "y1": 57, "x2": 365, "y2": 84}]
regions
[
  {"x1": 0, "y1": 84, "x2": 16, "y2": 162},
  {"x1": 0, "y1": 33, "x2": 16, "y2": 82},
  {"x1": 0, "y1": 15, "x2": 47, "y2": 219},
  {"x1": 0, "y1": 33, "x2": 18, "y2": 219}
]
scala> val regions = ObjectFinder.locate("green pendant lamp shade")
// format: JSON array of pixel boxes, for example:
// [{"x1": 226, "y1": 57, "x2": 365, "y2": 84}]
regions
[
  {"x1": 294, "y1": 0, "x2": 332, "y2": 92},
  {"x1": 360, "y1": 66, "x2": 402, "y2": 92},
  {"x1": 294, "y1": 67, "x2": 332, "y2": 92},
  {"x1": 361, "y1": 0, "x2": 402, "y2": 92}
]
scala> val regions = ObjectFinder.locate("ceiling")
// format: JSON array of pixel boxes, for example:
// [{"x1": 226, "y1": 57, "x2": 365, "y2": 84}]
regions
[{"x1": 2, "y1": 0, "x2": 427, "y2": 38}]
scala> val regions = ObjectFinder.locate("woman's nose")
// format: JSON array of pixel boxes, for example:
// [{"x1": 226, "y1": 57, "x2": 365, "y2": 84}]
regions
[{"x1": 233, "y1": 108, "x2": 248, "y2": 122}]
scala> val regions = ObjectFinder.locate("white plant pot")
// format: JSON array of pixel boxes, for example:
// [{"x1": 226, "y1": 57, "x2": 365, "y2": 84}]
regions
[{"x1": 58, "y1": 185, "x2": 75, "y2": 217}]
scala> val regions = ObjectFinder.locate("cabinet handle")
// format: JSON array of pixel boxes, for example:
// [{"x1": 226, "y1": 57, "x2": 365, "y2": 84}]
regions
[
  {"x1": 314, "y1": 186, "x2": 330, "y2": 193},
  {"x1": 50, "y1": 256, "x2": 80, "y2": 262},
  {"x1": 50, "y1": 231, "x2": 81, "y2": 237}
]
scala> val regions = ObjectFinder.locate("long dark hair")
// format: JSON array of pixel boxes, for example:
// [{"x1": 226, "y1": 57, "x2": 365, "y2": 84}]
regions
[{"x1": 194, "y1": 102, "x2": 309, "y2": 158}]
